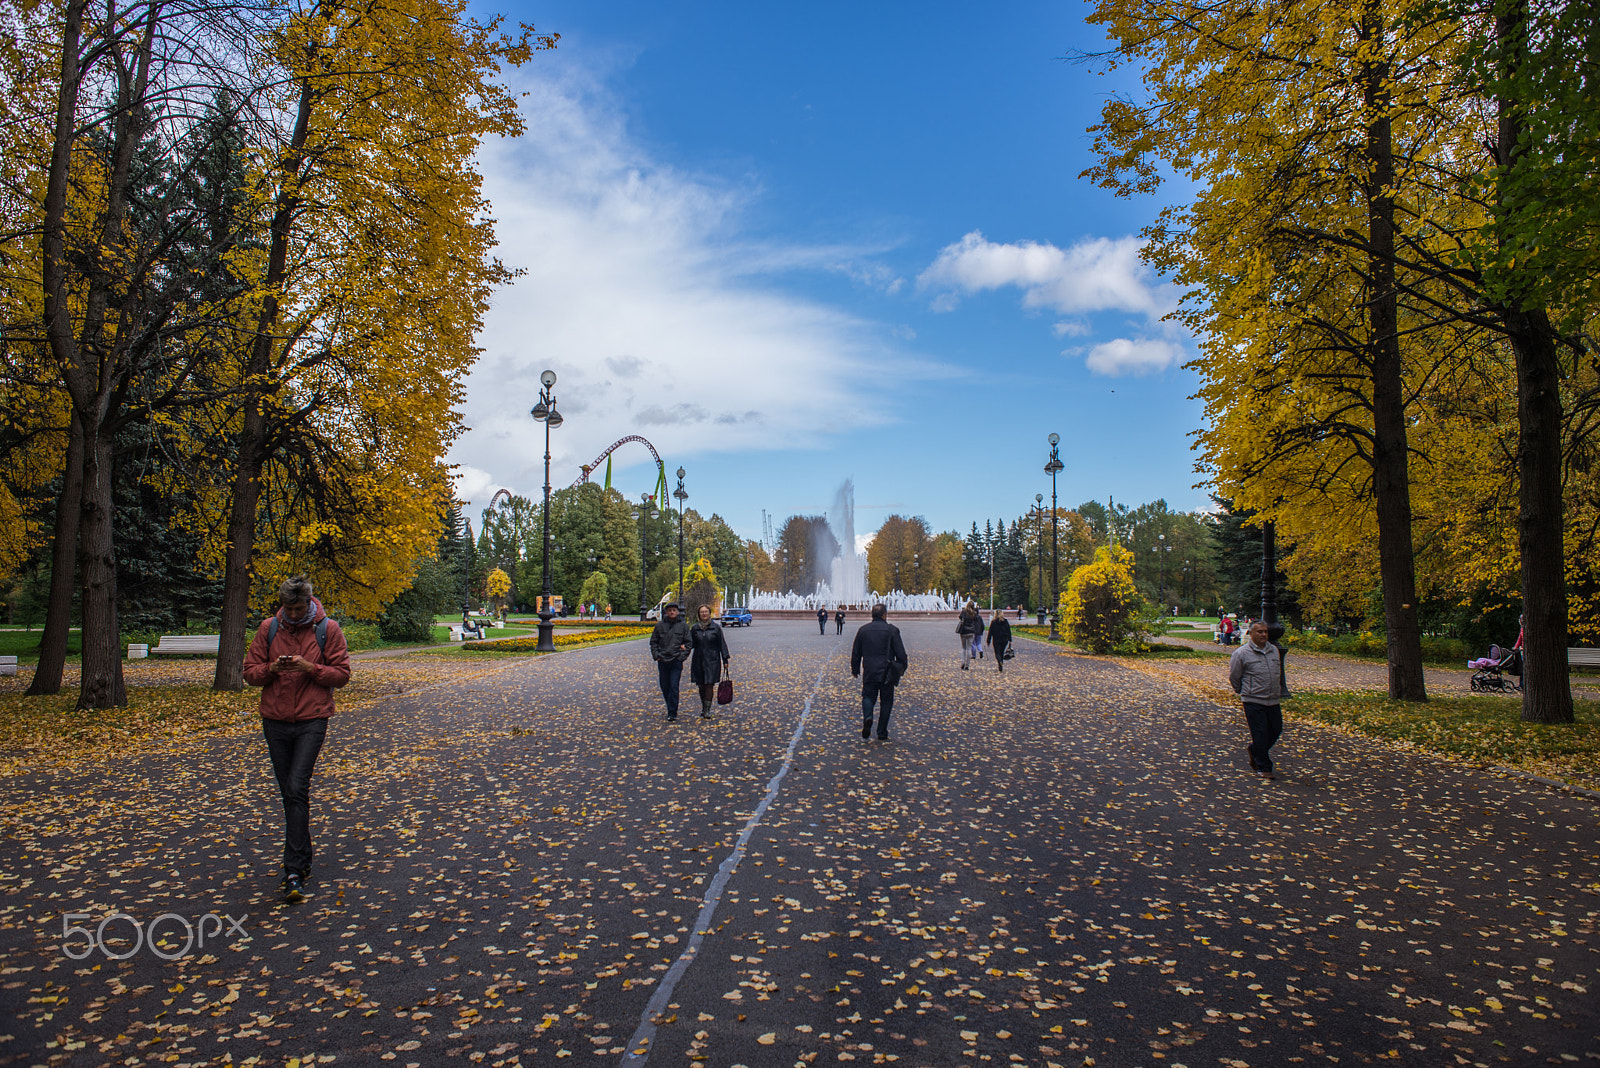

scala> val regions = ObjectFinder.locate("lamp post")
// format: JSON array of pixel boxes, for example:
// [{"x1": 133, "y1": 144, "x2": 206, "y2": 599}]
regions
[
  {"x1": 988, "y1": 537, "x2": 994, "y2": 611},
  {"x1": 1045, "y1": 434, "x2": 1064, "y2": 639},
  {"x1": 913, "y1": 552, "x2": 920, "y2": 593},
  {"x1": 530, "y1": 370, "x2": 564, "y2": 652},
  {"x1": 1034, "y1": 493, "x2": 1045, "y2": 625},
  {"x1": 673, "y1": 467, "x2": 687, "y2": 606},
  {"x1": 638, "y1": 493, "x2": 653, "y2": 621},
  {"x1": 1157, "y1": 533, "x2": 1167, "y2": 608}
]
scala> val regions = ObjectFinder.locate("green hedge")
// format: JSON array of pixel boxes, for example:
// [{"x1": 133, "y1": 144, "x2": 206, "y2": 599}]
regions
[{"x1": 1282, "y1": 628, "x2": 1470, "y2": 664}]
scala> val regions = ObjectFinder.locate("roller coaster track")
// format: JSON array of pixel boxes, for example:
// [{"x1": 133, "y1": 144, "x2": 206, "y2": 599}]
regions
[{"x1": 571, "y1": 435, "x2": 666, "y2": 490}]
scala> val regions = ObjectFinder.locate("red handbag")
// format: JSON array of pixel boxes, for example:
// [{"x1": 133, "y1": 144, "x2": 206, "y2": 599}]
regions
[{"x1": 716, "y1": 676, "x2": 733, "y2": 705}]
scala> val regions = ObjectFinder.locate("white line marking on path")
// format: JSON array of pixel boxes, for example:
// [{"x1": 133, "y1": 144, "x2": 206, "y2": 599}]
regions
[{"x1": 619, "y1": 638, "x2": 842, "y2": 1065}]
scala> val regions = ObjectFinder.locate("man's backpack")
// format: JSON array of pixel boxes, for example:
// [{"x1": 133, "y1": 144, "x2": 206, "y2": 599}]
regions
[{"x1": 267, "y1": 615, "x2": 330, "y2": 656}]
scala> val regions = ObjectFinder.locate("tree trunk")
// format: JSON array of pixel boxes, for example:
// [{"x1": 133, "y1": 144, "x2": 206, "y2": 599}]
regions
[
  {"x1": 211, "y1": 409, "x2": 267, "y2": 691},
  {"x1": 27, "y1": 410, "x2": 85, "y2": 695},
  {"x1": 1362, "y1": 3, "x2": 1428, "y2": 701},
  {"x1": 1505, "y1": 307, "x2": 1573, "y2": 722},
  {"x1": 1494, "y1": 0, "x2": 1574, "y2": 724},
  {"x1": 212, "y1": 75, "x2": 317, "y2": 692},
  {"x1": 76, "y1": 423, "x2": 125, "y2": 708}
]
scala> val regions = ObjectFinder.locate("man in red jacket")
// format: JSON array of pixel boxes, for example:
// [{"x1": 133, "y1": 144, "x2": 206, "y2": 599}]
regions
[{"x1": 244, "y1": 575, "x2": 351, "y2": 902}]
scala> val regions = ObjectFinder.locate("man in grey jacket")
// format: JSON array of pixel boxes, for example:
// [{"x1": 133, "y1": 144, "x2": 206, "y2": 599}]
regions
[{"x1": 1229, "y1": 620, "x2": 1289, "y2": 779}]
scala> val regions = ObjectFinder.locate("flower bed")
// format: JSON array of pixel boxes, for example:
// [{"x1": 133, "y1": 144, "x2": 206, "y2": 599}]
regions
[{"x1": 461, "y1": 626, "x2": 653, "y2": 653}]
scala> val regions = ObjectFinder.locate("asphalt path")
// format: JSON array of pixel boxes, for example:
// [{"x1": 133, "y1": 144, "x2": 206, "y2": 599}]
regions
[{"x1": 1, "y1": 619, "x2": 1596, "y2": 1068}]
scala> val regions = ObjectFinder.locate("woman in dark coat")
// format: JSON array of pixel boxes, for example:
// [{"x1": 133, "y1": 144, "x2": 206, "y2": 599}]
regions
[
  {"x1": 690, "y1": 604, "x2": 731, "y2": 719},
  {"x1": 986, "y1": 610, "x2": 1012, "y2": 672}
]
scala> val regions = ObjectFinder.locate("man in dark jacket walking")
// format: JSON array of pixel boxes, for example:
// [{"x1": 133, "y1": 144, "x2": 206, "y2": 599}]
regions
[
  {"x1": 649, "y1": 603, "x2": 692, "y2": 721},
  {"x1": 243, "y1": 575, "x2": 351, "y2": 903},
  {"x1": 835, "y1": 609, "x2": 846, "y2": 634},
  {"x1": 986, "y1": 611, "x2": 1012, "y2": 672},
  {"x1": 851, "y1": 604, "x2": 908, "y2": 741},
  {"x1": 817, "y1": 606, "x2": 829, "y2": 635}
]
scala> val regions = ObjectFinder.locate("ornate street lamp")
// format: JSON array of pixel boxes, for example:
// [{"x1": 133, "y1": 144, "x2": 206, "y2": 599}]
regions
[
  {"x1": 673, "y1": 467, "x2": 688, "y2": 606},
  {"x1": 1034, "y1": 492, "x2": 1045, "y2": 625},
  {"x1": 530, "y1": 370, "x2": 563, "y2": 652},
  {"x1": 638, "y1": 493, "x2": 654, "y2": 621},
  {"x1": 1045, "y1": 434, "x2": 1064, "y2": 639},
  {"x1": 1157, "y1": 533, "x2": 1167, "y2": 608}
]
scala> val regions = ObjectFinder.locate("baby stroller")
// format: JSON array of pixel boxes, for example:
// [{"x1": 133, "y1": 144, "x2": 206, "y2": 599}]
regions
[{"x1": 1468, "y1": 644, "x2": 1522, "y2": 693}]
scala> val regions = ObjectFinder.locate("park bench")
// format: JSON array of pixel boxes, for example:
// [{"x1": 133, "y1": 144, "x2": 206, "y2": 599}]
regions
[
  {"x1": 1569, "y1": 648, "x2": 1600, "y2": 668},
  {"x1": 151, "y1": 635, "x2": 220, "y2": 656},
  {"x1": 0, "y1": 655, "x2": 16, "y2": 676}
]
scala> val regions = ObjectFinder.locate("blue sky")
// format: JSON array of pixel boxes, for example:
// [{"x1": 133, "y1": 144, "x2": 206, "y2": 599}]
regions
[{"x1": 450, "y1": 0, "x2": 1207, "y2": 545}]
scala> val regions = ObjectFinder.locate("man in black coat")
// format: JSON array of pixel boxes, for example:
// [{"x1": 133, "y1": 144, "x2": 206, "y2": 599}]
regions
[
  {"x1": 817, "y1": 607, "x2": 829, "y2": 635},
  {"x1": 850, "y1": 603, "x2": 909, "y2": 741},
  {"x1": 648, "y1": 603, "x2": 692, "y2": 721},
  {"x1": 835, "y1": 609, "x2": 846, "y2": 634}
]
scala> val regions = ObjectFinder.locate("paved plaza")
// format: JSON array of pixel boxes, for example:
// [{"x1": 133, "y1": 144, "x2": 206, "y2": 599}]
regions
[{"x1": 1, "y1": 620, "x2": 1596, "y2": 1067}]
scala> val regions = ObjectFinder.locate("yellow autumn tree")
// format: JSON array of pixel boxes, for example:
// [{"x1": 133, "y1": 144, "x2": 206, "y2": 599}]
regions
[
  {"x1": 680, "y1": 556, "x2": 720, "y2": 621},
  {"x1": 196, "y1": 0, "x2": 556, "y2": 688},
  {"x1": 1061, "y1": 546, "x2": 1142, "y2": 654},
  {"x1": 485, "y1": 568, "x2": 512, "y2": 617},
  {"x1": 1082, "y1": 0, "x2": 1496, "y2": 698}
]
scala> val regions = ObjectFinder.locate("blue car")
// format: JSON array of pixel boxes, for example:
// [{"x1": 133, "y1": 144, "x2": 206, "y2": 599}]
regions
[{"x1": 719, "y1": 608, "x2": 753, "y2": 627}]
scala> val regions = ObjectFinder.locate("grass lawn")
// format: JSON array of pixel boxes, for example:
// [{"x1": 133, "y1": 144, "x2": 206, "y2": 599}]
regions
[
  {"x1": 0, "y1": 630, "x2": 78, "y2": 661},
  {"x1": 1286, "y1": 691, "x2": 1600, "y2": 793}
]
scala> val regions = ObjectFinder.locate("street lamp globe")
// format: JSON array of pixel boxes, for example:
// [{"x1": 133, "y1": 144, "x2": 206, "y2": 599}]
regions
[
  {"x1": 530, "y1": 400, "x2": 548, "y2": 421},
  {"x1": 541, "y1": 369, "x2": 557, "y2": 388},
  {"x1": 1048, "y1": 432, "x2": 1060, "y2": 446},
  {"x1": 546, "y1": 409, "x2": 564, "y2": 428}
]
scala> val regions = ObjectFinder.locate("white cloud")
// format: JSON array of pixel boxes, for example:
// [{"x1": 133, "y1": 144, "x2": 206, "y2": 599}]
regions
[
  {"x1": 917, "y1": 231, "x2": 1174, "y2": 318},
  {"x1": 455, "y1": 65, "x2": 924, "y2": 499},
  {"x1": 918, "y1": 230, "x2": 1187, "y2": 377},
  {"x1": 1083, "y1": 338, "x2": 1183, "y2": 376},
  {"x1": 451, "y1": 465, "x2": 496, "y2": 510}
]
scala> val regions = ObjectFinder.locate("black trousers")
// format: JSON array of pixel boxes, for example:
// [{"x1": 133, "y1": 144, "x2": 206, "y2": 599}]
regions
[
  {"x1": 1242, "y1": 701, "x2": 1283, "y2": 771},
  {"x1": 861, "y1": 679, "x2": 896, "y2": 738},
  {"x1": 657, "y1": 659, "x2": 683, "y2": 716},
  {"x1": 836, "y1": 619, "x2": 844, "y2": 634},
  {"x1": 262, "y1": 717, "x2": 329, "y2": 876}
]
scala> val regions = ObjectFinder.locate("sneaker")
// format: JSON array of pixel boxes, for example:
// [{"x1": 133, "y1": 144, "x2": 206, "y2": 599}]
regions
[
  {"x1": 282, "y1": 873, "x2": 305, "y2": 903},
  {"x1": 861, "y1": 724, "x2": 871, "y2": 739},
  {"x1": 667, "y1": 713, "x2": 677, "y2": 722}
]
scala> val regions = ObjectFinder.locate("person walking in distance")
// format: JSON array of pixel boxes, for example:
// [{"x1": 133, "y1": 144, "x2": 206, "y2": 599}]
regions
[
  {"x1": 1229, "y1": 620, "x2": 1290, "y2": 780},
  {"x1": 244, "y1": 575, "x2": 351, "y2": 903},
  {"x1": 956, "y1": 603, "x2": 981, "y2": 670},
  {"x1": 851, "y1": 603, "x2": 908, "y2": 741},
  {"x1": 689, "y1": 604, "x2": 731, "y2": 720},
  {"x1": 817, "y1": 606, "x2": 829, "y2": 635},
  {"x1": 835, "y1": 608, "x2": 846, "y2": 635},
  {"x1": 986, "y1": 610, "x2": 1012, "y2": 672},
  {"x1": 650, "y1": 602, "x2": 692, "y2": 721}
]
